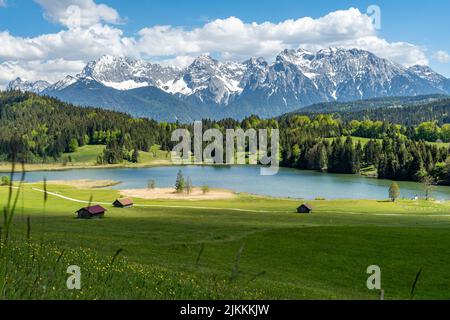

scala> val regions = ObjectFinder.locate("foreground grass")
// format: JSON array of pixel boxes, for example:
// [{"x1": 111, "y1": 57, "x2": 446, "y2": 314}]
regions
[
  {"x1": 1, "y1": 184, "x2": 450, "y2": 299},
  {"x1": 1, "y1": 242, "x2": 263, "y2": 300}
]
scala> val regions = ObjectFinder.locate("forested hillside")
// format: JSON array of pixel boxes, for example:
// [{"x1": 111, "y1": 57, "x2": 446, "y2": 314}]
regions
[
  {"x1": 288, "y1": 96, "x2": 450, "y2": 126},
  {"x1": 1, "y1": 91, "x2": 449, "y2": 185},
  {"x1": 0, "y1": 91, "x2": 179, "y2": 163}
]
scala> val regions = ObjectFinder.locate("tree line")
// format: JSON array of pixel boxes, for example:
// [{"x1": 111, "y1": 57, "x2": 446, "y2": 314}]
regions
[{"x1": 1, "y1": 91, "x2": 449, "y2": 185}]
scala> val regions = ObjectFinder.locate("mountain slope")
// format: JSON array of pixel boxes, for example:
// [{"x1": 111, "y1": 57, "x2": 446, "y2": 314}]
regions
[
  {"x1": 45, "y1": 79, "x2": 210, "y2": 122},
  {"x1": 281, "y1": 95, "x2": 450, "y2": 126},
  {"x1": 289, "y1": 94, "x2": 449, "y2": 114}
]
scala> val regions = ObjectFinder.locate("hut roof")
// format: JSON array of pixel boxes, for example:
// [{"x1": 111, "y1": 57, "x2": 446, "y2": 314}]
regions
[
  {"x1": 77, "y1": 205, "x2": 106, "y2": 215},
  {"x1": 299, "y1": 203, "x2": 313, "y2": 210},
  {"x1": 115, "y1": 198, "x2": 134, "y2": 206}
]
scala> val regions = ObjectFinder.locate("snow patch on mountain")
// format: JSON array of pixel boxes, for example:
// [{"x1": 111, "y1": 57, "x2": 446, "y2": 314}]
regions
[{"x1": 102, "y1": 80, "x2": 150, "y2": 90}]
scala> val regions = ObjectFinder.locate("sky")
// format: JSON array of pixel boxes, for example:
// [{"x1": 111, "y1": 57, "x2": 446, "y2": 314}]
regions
[{"x1": 0, "y1": 0, "x2": 449, "y2": 87}]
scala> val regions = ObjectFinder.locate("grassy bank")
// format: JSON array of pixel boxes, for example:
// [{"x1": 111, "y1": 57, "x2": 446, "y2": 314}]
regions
[
  {"x1": 1, "y1": 182, "x2": 450, "y2": 300},
  {"x1": 0, "y1": 145, "x2": 172, "y2": 173}
]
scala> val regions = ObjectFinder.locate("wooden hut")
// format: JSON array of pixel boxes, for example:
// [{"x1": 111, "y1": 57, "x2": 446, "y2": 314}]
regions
[
  {"x1": 297, "y1": 203, "x2": 313, "y2": 214},
  {"x1": 76, "y1": 205, "x2": 107, "y2": 219},
  {"x1": 113, "y1": 198, "x2": 134, "y2": 208}
]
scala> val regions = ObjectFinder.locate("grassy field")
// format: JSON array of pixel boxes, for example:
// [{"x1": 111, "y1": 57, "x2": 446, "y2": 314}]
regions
[
  {"x1": 62, "y1": 145, "x2": 105, "y2": 163},
  {"x1": 0, "y1": 145, "x2": 172, "y2": 172},
  {"x1": 1, "y1": 182, "x2": 450, "y2": 300}
]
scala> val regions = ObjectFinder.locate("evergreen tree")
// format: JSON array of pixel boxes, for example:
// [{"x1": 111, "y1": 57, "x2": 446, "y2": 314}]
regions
[
  {"x1": 131, "y1": 149, "x2": 139, "y2": 163},
  {"x1": 175, "y1": 170, "x2": 185, "y2": 193}
]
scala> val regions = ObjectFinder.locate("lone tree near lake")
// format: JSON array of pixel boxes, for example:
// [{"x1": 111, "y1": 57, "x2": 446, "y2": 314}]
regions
[
  {"x1": 175, "y1": 170, "x2": 185, "y2": 193},
  {"x1": 147, "y1": 179, "x2": 156, "y2": 190},
  {"x1": 389, "y1": 182, "x2": 400, "y2": 202},
  {"x1": 421, "y1": 175, "x2": 435, "y2": 201}
]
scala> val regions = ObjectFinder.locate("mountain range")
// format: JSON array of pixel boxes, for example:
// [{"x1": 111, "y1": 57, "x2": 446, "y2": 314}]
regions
[{"x1": 7, "y1": 48, "x2": 450, "y2": 122}]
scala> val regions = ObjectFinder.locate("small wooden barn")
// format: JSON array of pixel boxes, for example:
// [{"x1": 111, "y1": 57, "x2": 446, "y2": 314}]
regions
[
  {"x1": 113, "y1": 198, "x2": 134, "y2": 208},
  {"x1": 297, "y1": 203, "x2": 313, "y2": 214},
  {"x1": 76, "y1": 205, "x2": 107, "y2": 219}
]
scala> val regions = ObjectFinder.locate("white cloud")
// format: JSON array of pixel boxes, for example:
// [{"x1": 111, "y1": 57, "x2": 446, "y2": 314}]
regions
[
  {"x1": 0, "y1": 4, "x2": 436, "y2": 86},
  {"x1": 35, "y1": 0, "x2": 123, "y2": 28},
  {"x1": 135, "y1": 9, "x2": 376, "y2": 59},
  {"x1": 0, "y1": 24, "x2": 134, "y2": 61},
  {"x1": 134, "y1": 9, "x2": 427, "y2": 67},
  {"x1": 0, "y1": 0, "x2": 7, "y2": 8},
  {"x1": 433, "y1": 50, "x2": 450, "y2": 64},
  {"x1": 315, "y1": 36, "x2": 429, "y2": 67},
  {"x1": 0, "y1": 59, "x2": 85, "y2": 86}
]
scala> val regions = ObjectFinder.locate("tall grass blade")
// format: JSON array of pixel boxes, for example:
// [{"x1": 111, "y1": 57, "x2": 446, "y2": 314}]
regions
[
  {"x1": 230, "y1": 243, "x2": 245, "y2": 282},
  {"x1": 26, "y1": 216, "x2": 31, "y2": 242},
  {"x1": 196, "y1": 243, "x2": 205, "y2": 266},
  {"x1": 410, "y1": 268, "x2": 423, "y2": 299},
  {"x1": 110, "y1": 248, "x2": 124, "y2": 266}
]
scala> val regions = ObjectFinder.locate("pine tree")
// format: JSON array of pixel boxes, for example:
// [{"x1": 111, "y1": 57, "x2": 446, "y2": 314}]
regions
[
  {"x1": 131, "y1": 149, "x2": 139, "y2": 163},
  {"x1": 343, "y1": 136, "x2": 356, "y2": 174}
]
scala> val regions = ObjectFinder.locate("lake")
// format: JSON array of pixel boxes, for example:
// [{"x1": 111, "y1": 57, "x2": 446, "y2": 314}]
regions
[{"x1": 15, "y1": 165, "x2": 450, "y2": 200}]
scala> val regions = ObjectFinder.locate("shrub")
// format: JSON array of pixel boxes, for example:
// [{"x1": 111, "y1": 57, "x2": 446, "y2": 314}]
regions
[
  {"x1": 201, "y1": 185, "x2": 210, "y2": 195},
  {"x1": 0, "y1": 175, "x2": 10, "y2": 186}
]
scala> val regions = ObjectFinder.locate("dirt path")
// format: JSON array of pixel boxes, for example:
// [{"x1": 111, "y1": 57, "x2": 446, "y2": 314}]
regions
[
  {"x1": 29, "y1": 188, "x2": 450, "y2": 217},
  {"x1": 30, "y1": 188, "x2": 291, "y2": 213}
]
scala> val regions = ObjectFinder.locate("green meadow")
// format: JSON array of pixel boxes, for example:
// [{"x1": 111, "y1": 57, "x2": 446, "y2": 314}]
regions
[
  {"x1": 1, "y1": 182, "x2": 450, "y2": 300},
  {"x1": 61, "y1": 144, "x2": 171, "y2": 165}
]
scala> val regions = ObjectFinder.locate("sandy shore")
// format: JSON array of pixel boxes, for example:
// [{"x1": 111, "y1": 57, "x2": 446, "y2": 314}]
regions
[
  {"x1": 120, "y1": 187, "x2": 236, "y2": 200},
  {"x1": 45, "y1": 179, "x2": 121, "y2": 188}
]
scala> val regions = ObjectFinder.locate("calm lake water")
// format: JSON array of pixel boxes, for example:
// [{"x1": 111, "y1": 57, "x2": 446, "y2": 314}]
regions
[{"x1": 15, "y1": 165, "x2": 450, "y2": 200}]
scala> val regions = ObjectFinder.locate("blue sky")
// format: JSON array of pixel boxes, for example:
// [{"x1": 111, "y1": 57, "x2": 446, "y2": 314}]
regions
[{"x1": 0, "y1": 0, "x2": 449, "y2": 86}]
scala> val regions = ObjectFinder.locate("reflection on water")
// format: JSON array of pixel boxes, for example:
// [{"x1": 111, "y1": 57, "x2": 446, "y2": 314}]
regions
[{"x1": 16, "y1": 165, "x2": 450, "y2": 200}]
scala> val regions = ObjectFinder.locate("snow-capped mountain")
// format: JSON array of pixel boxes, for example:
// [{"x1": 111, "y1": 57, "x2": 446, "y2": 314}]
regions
[
  {"x1": 7, "y1": 48, "x2": 450, "y2": 121},
  {"x1": 408, "y1": 65, "x2": 450, "y2": 91},
  {"x1": 241, "y1": 48, "x2": 440, "y2": 103},
  {"x1": 45, "y1": 75, "x2": 78, "y2": 91},
  {"x1": 7, "y1": 77, "x2": 51, "y2": 93},
  {"x1": 162, "y1": 55, "x2": 246, "y2": 105},
  {"x1": 78, "y1": 55, "x2": 180, "y2": 90}
]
